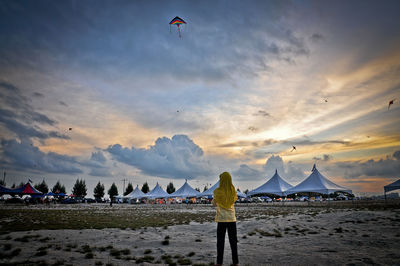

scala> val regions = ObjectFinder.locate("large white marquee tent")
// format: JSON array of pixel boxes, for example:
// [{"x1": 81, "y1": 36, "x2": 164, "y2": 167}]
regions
[
  {"x1": 170, "y1": 180, "x2": 200, "y2": 198},
  {"x1": 248, "y1": 169, "x2": 293, "y2": 196},
  {"x1": 285, "y1": 165, "x2": 352, "y2": 195},
  {"x1": 145, "y1": 183, "x2": 169, "y2": 199},
  {"x1": 123, "y1": 185, "x2": 146, "y2": 200},
  {"x1": 199, "y1": 181, "x2": 219, "y2": 198}
]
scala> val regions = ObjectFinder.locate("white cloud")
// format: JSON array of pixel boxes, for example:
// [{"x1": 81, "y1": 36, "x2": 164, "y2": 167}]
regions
[{"x1": 106, "y1": 135, "x2": 213, "y2": 179}]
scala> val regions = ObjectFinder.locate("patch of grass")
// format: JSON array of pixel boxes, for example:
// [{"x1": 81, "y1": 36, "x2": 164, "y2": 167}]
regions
[
  {"x1": 37, "y1": 245, "x2": 51, "y2": 251},
  {"x1": 174, "y1": 254, "x2": 183, "y2": 259},
  {"x1": 66, "y1": 243, "x2": 77, "y2": 249},
  {"x1": 165, "y1": 235, "x2": 170, "y2": 240},
  {"x1": 3, "y1": 243, "x2": 12, "y2": 251},
  {"x1": 80, "y1": 244, "x2": 92, "y2": 253},
  {"x1": 1, "y1": 248, "x2": 21, "y2": 259},
  {"x1": 144, "y1": 249, "x2": 152, "y2": 254},
  {"x1": 255, "y1": 229, "x2": 282, "y2": 237},
  {"x1": 110, "y1": 248, "x2": 121, "y2": 257},
  {"x1": 85, "y1": 252, "x2": 94, "y2": 259},
  {"x1": 39, "y1": 237, "x2": 51, "y2": 242},
  {"x1": 95, "y1": 261, "x2": 103, "y2": 265},
  {"x1": 162, "y1": 239, "x2": 170, "y2": 245},
  {"x1": 136, "y1": 255, "x2": 155, "y2": 263},
  {"x1": 177, "y1": 258, "x2": 192, "y2": 265},
  {"x1": 334, "y1": 227, "x2": 343, "y2": 233},
  {"x1": 106, "y1": 245, "x2": 113, "y2": 249},
  {"x1": 187, "y1": 251, "x2": 195, "y2": 257},
  {"x1": 124, "y1": 256, "x2": 136, "y2": 261},
  {"x1": 98, "y1": 246, "x2": 106, "y2": 252},
  {"x1": 247, "y1": 230, "x2": 256, "y2": 236},
  {"x1": 121, "y1": 248, "x2": 130, "y2": 255}
]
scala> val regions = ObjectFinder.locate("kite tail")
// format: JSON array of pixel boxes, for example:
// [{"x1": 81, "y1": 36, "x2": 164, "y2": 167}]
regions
[
  {"x1": 169, "y1": 24, "x2": 171, "y2": 34},
  {"x1": 178, "y1": 25, "x2": 181, "y2": 38}
]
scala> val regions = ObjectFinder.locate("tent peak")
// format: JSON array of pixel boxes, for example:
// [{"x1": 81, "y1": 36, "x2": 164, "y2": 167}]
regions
[{"x1": 312, "y1": 164, "x2": 317, "y2": 172}]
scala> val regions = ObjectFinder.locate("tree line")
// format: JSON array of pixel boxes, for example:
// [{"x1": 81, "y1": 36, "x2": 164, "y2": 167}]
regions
[{"x1": 2, "y1": 179, "x2": 211, "y2": 201}]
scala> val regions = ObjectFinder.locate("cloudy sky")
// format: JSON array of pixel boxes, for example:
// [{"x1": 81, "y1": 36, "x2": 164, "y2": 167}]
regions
[{"x1": 1, "y1": 0, "x2": 399, "y2": 197}]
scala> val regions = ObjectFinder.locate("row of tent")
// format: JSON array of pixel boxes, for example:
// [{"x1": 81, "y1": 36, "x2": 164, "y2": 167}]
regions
[
  {"x1": 0, "y1": 182, "x2": 69, "y2": 197},
  {"x1": 118, "y1": 165, "x2": 353, "y2": 200},
  {"x1": 5, "y1": 165, "x2": 399, "y2": 200},
  {"x1": 0, "y1": 182, "x2": 43, "y2": 195}
]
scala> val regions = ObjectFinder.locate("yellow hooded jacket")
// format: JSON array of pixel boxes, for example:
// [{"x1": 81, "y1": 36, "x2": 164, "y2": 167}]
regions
[{"x1": 212, "y1": 172, "x2": 237, "y2": 222}]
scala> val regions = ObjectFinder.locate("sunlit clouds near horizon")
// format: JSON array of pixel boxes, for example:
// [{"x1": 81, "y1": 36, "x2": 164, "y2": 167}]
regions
[{"x1": 0, "y1": 0, "x2": 399, "y2": 196}]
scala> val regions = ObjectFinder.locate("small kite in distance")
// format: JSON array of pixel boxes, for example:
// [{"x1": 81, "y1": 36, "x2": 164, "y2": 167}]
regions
[
  {"x1": 69, "y1": 128, "x2": 72, "y2": 131},
  {"x1": 388, "y1": 99, "x2": 395, "y2": 110},
  {"x1": 169, "y1": 16, "x2": 186, "y2": 38},
  {"x1": 324, "y1": 99, "x2": 328, "y2": 103},
  {"x1": 291, "y1": 146, "x2": 297, "y2": 152}
]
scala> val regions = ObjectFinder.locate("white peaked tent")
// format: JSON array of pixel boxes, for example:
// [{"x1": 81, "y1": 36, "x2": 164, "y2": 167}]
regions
[
  {"x1": 145, "y1": 183, "x2": 169, "y2": 199},
  {"x1": 285, "y1": 165, "x2": 352, "y2": 195},
  {"x1": 123, "y1": 185, "x2": 146, "y2": 200},
  {"x1": 170, "y1": 180, "x2": 200, "y2": 198},
  {"x1": 199, "y1": 181, "x2": 220, "y2": 198},
  {"x1": 384, "y1": 179, "x2": 400, "y2": 193},
  {"x1": 248, "y1": 169, "x2": 293, "y2": 196}
]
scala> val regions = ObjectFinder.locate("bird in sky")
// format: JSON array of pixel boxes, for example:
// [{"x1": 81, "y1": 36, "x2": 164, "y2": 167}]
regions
[
  {"x1": 388, "y1": 99, "x2": 395, "y2": 110},
  {"x1": 324, "y1": 99, "x2": 328, "y2": 103},
  {"x1": 290, "y1": 146, "x2": 297, "y2": 152},
  {"x1": 69, "y1": 128, "x2": 72, "y2": 131}
]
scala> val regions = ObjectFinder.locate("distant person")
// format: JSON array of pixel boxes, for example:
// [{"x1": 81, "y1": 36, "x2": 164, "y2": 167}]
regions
[{"x1": 212, "y1": 172, "x2": 239, "y2": 266}]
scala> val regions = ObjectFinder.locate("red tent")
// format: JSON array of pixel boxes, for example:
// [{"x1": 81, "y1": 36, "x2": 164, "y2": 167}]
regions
[{"x1": 13, "y1": 182, "x2": 43, "y2": 195}]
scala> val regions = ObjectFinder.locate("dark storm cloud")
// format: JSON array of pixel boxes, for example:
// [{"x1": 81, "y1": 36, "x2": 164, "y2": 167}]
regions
[
  {"x1": 0, "y1": 81, "x2": 68, "y2": 140},
  {"x1": 393, "y1": 150, "x2": 400, "y2": 160},
  {"x1": 0, "y1": 1, "x2": 311, "y2": 83},
  {"x1": 310, "y1": 33, "x2": 324, "y2": 42},
  {"x1": 218, "y1": 139, "x2": 278, "y2": 148},
  {"x1": 91, "y1": 151, "x2": 107, "y2": 164},
  {"x1": 0, "y1": 139, "x2": 82, "y2": 174},
  {"x1": 106, "y1": 135, "x2": 212, "y2": 179},
  {"x1": 313, "y1": 154, "x2": 332, "y2": 161},
  {"x1": 336, "y1": 151, "x2": 400, "y2": 179},
  {"x1": 59, "y1": 101, "x2": 68, "y2": 107},
  {"x1": 219, "y1": 137, "x2": 348, "y2": 149},
  {"x1": 32, "y1": 92, "x2": 44, "y2": 98}
]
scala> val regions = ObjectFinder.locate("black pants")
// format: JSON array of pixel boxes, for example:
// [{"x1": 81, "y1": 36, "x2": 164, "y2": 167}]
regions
[{"x1": 217, "y1": 222, "x2": 238, "y2": 265}]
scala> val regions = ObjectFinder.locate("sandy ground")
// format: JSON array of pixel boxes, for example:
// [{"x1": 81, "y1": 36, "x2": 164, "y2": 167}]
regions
[{"x1": 1, "y1": 203, "x2": 400, "y2": 265}]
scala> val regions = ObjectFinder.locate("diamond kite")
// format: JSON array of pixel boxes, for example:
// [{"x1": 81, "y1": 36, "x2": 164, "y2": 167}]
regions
[{"x1": 169, "y1": 16, "x2": 186, "y2": 38}]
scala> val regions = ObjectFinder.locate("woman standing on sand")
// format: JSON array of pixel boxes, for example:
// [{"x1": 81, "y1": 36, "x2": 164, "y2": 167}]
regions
[{"x1": 212, "y1": 172, "x2": 239, "y2": 266}]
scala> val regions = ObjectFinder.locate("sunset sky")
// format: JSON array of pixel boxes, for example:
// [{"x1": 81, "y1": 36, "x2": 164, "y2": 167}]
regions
[{"x1": 1, "y1": 0, "x2": 399, "y2": 197}]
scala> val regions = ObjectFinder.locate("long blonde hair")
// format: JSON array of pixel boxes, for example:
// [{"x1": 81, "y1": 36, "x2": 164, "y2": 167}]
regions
[{"x1": 213, "y1": 172, "x2": 237, "y2": 209}]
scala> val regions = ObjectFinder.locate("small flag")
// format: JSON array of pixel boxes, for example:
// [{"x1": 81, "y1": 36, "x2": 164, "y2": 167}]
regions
[
  {"x1": 28, "y1": 179, "x2": 33, "y2": 183},
  {"x1": 311, "y1": 164, "x2": 316, "y2": 172}
]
